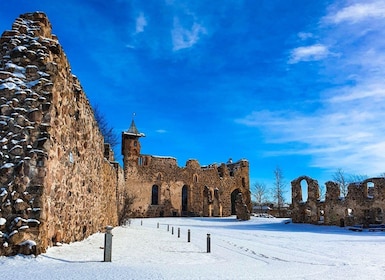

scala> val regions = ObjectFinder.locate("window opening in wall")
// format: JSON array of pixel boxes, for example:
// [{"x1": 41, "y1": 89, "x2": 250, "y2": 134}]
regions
[
  {"x1": 347, "y1": 208, "x2": 354, "y2": 217},
  {"x1": 134, "y1": 141, "x2": 137, "y2": 147},
  {"x1": 367, "y1": 182, "x2": 374, "y2": 199},
  {"x1": 138, "y1": 157, "x2": 143, "y2": 166},
  {"x1": 182, "y1": 185, "x2": 188, "y2": 213},
  {"x1": 151, "y1": 185, "x2": 159, "y2": 205},
  {"x1": 300, "y1": 179, "x2": 308, "y2": 203},
  {"x1": 319, "y1": 209, "x2": 325, "y2": 224},
  {"x1": 231, "y1": 189, "x2": 241, "y2": 215},
  {"x1": 194, "y1": 174, "x2": 198, "y2": 183}
]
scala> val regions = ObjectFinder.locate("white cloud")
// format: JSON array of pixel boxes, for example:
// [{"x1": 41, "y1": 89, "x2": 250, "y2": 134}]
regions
[
  {"x1": 327, "y1": 2, "x2": 385, "y2": 24},
  {"x1": 297, "y1": 32, "x2": 314, "y2": 40},
  {"x1": 156, "y1": 129, "x2": 167, "y2": 133},
  {"x1": 171, "y1": 17, "x2": 206, "y2": 51},
  {"x1": 237, "y1": 80, "x2": 385, "y2": 176},
  {"x1": 288, "y1": 44, "x2": 329, "y2": 64},
  {"x1": 135, "y1": 12, "x2": 147, "y2": 33}
]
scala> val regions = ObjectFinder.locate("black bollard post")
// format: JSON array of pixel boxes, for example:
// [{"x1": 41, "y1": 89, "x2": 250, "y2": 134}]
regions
[
  {"x1": 141, "y1": 220, "x2": 143, "y2": 226},
  {"x1": 104, "y1": 226, "x2": 113, "y2": 262},
  {"x1": 157, "y1": 222, "x2": 159, "y2": 229},
  {"x1": 187, "y1": 229, "x2": 191, "y2": 242},
  {"x1": 167, "y1": 224, "x2": 169, "y2": 231},
  {"x1": 178, "y1": 228, "x2": 180, "y2": 238},
  {"x1": 207, "y1": 234, "x2": 211, "y2": 253},
  {"x1": 172, "y1": 227, "x2": 174, "y2": 235}
]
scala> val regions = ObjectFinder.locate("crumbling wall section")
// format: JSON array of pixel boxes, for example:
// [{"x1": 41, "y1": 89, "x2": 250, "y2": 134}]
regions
[
  {"x1": 292, "y1": 175, "x2": 385, "y2": 227},
  {"x1": 291, "y1": 176, "x2": 321, "y2": 224}
]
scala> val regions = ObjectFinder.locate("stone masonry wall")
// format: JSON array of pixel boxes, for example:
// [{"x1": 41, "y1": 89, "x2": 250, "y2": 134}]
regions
[
  {"x1": 0, "y1": 12, "x2": 121, "y2": 256},
  {"x1": 124, "y1": 150, "x2": 251, "y2": 219},
  {"x1": 291, "y1": 175, "x2": 385, "y2": 227}
]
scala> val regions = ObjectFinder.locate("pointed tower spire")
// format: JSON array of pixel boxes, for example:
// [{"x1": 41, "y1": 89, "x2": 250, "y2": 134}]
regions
[{"x1": 124, "y1": 115, "x2": 145, "y2": 137}]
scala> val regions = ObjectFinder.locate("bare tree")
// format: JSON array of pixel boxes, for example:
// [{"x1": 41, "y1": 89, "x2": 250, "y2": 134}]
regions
[
  {"x1": 253, "y1": 182, "x2": 267, "y2": 212},
  {"x1": 118, "y1": 192, "x2": 137, "y2": 225},
  {"x1": 93, "y1": 105, "x2": 119, "y2": 148},
  {"x1": 332, "y1": 168, "x2": 349, "y2": 197},
  {"x1": 272, "y1": 166, "x2": 286, "y2": 215},
  {"x1": 332, "y1": 168, "x2": 368, "y2": 197}
]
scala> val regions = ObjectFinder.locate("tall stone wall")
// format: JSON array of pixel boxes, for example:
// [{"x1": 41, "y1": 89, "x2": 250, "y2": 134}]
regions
[{"x1": 0, "y1": 12, "x2": 122, "y2": 256}]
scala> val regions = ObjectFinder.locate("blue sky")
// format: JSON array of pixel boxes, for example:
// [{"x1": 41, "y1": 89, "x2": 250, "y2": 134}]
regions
[{"x1": 1, "y1": 0, "x2": 385, "y2": 200}]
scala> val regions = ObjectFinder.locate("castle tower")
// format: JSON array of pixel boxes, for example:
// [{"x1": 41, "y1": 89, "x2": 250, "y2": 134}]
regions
[{"x1": 122, "y1": 119, "x2": 145, "y2": 171}]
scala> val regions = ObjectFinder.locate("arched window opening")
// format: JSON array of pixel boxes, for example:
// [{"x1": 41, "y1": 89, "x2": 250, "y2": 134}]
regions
[
  {"x1": 151, "y1": 185, "x2": 159, "y2": 205},
  {"x1": 194, "y1": 174, "x2": 198, "y2": 183},
  {"x1": 367, "y1": 182, "x2": 374, "y2": 199},
  {"x1": 347, "y1": 208, "x2": 354, "y2": 217},
  {"x1": 182, "y1": 185, "x2": 188, "y2": 214},
  {"x1": 300, "y1": 179, "x2": 308, "y2": 203}
]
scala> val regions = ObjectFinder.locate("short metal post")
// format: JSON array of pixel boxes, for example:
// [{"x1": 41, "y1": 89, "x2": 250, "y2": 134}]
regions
[
  {"x1": 178, "y1": 228, "x2": 180, "y2": 238},
  {"x1": 187, "y1": 229, "x2": 190, "y2": 242},
  {"x1": 172, "y1": 227, "x2": 174, "y2": 235},
  {"x1": 141, "y1": 220, "x2": 143, "y2": 226},
  {"x1": 167, "y1": 224, "x2": 169, "y2": 231},
  {"x1": 207, "y1": 234, "x2": 211, "y2": 253},
  {"x1": 104, "y1": 226, "x2": 113, "y2": 262},
  {"x1": 157, "y1": 222, "x2": 159, "y2": 228}
]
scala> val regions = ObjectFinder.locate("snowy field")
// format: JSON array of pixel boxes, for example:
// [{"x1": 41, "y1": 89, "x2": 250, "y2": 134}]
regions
[{"x1": 1, "y1": 216, "x2": 385, "y2": 280}]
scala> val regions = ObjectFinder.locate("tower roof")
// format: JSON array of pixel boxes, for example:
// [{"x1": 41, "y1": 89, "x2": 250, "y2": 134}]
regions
[{"x1": 124, "y1": 119, "x2": 145, "y2": 137}]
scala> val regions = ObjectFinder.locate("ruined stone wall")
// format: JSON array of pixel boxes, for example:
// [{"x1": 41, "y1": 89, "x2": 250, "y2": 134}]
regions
[
  {"x1": 123, "y1": 150, "x2": 251, "y2": 219},
  {"x1": 0, "y1": 12, "x2": 122, "y2": 256},
  {"x1": 291, "y1": 175, "x2": 385, "y2": 227}
]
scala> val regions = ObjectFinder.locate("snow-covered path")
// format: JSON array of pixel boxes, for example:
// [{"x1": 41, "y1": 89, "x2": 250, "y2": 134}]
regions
[{"x1": 1, "y1": 217, "x2": 385, "y2": 279}]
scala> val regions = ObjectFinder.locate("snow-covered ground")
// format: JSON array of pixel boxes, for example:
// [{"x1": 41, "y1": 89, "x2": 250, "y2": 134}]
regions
[{"x1": 1, "y1": 216, "x2": 384, "y2": 279}]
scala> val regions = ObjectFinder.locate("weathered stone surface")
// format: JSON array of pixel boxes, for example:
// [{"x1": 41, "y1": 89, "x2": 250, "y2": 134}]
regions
[
  {"x1": 0, "y1": 12, "x2": 121, "y2": 256},
  {"x1": 292, "y1": 176, "x2": 385, "y2": 227}
]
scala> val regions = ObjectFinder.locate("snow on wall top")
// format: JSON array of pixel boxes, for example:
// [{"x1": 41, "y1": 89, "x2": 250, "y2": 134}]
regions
[{"x1": 0, "y1": 11, "x2": 59, "y2": 256}]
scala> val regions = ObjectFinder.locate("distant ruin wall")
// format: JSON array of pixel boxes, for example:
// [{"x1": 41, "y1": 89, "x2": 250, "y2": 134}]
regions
[
  {"x1": 0, "y1": 12, "x2": 122, "y2": 256},
  {"x1": 291, "y1": 175, "x2": 385, "y2": 227},
  {"x1": 124, "y1": 152, "x2": 251, "y2": 219}
]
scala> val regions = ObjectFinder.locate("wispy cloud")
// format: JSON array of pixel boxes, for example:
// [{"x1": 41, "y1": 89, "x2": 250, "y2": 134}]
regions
[
  {"x1": 171, "y1": 17, "x2": 206, "y2": 51},
  {"x1": 241, "y1": 1, "x2": 385, "y2": 176},
  {"x1": 288, "y1": 44, "x2": 329, "y2": 64},
  {"x1": 135, "y1": 12, "x2": 147, "y2": 33},
  {"x1": 326, "y1": 1, "x2": 385, "y2": 24}
]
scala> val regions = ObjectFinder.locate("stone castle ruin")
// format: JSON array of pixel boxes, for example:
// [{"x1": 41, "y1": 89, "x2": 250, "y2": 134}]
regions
[
  {"x1": 122, "y1": 121, "x2": 251, "y2": 220},
  {"x1": 0, "y1": 12, "x2": 251, "y2": 256},
  {"x1": 291, "y1": 176, "x2": 385, "y2": 227}
]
